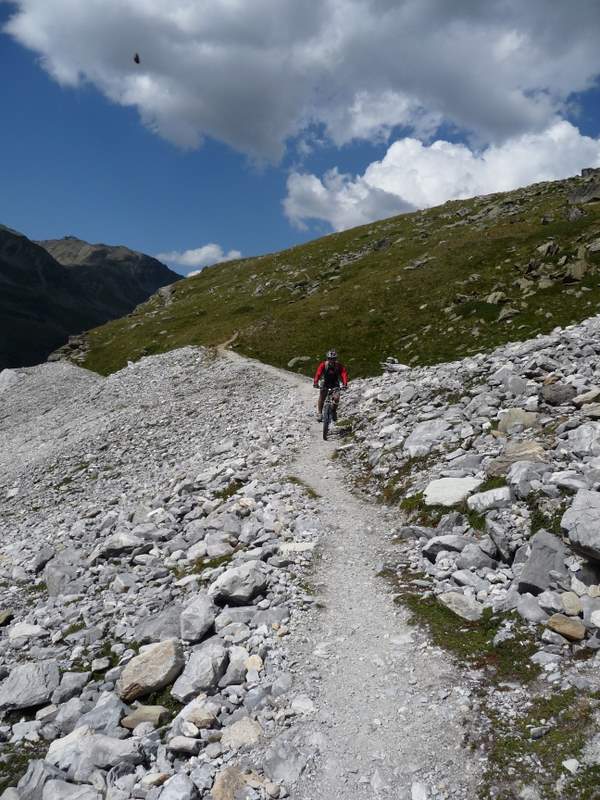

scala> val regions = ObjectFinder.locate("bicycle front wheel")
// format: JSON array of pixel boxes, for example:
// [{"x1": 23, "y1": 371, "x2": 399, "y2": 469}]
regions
[{"x1": 323, "y1": 404, "x2": 331, "y2": 440}]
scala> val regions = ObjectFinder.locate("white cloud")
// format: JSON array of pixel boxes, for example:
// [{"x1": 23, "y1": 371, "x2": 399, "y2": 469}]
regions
[
  {"x1": 5, "y1": 1, "x2": 600, "y2": 160},
  {"x1": 284, "y1": 121, "x2": 600, "y2": 230},
  {"x1": 284, "y1": 169, "x2": 414, "y2": 231},
  {"x1": 156, "y1": 243, "x2": 242, "y2": 273}
]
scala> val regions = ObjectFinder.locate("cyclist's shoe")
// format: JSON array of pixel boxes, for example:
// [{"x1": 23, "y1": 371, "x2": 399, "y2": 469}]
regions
[{"x1": 316, "y1": 413, "x2": 323, "y2": 422}]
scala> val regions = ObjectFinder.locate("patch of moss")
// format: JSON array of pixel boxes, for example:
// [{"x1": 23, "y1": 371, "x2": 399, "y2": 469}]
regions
[
  {"x1": 92, "y1": 640, "x2": 120, "y2": 670},
  {"x1": 197, "y1": 553, "x2": 234, "y2": 573},
  {"x1": 20, "y1": 581, "x2": 46, "y2": 596},
  {"x1": 382, "y1": 455, "x2": 438, "y2": 505},
  {"x1": 285, "y1": 475, "x2": 321, "y2": 499},
  {"x1": 296, "y1": 578, "x2": 317, "y2": 596},
  {"x1": 214, "y1": 479, "x2": 245, "y2": 501},
  {"x1": 62, "y1": 620, "x2": 86, "y2": 638},
  {"x1": 527, "y1": 492, "x2": 571, "y2": 536},
  {"x1": 480, "y1": 690, "x2": 600, "y2": 799},
  {"x1": 144, "y1": 685, "x2": 183, "y2": 716},
  {"x1": 398, "y1": 589, "x2": 539, "y2": 684},
  {"x1": 478, "y1": 476, "x2": 507, "y2": 492},
  {"x1": 463, "y1": 505, "x2": 487, "y2": 532},
  {"x1": 383, "y1": 563, "x2": 540, "y2": 684},
  {"x1": 398, "y1": 492, "x2": 486, "y2": 531},
  {"x1": 566, "y1": 765, "x2": 600, "y2": 800},
  {"x1": 172, "y1": 551, "x2": 235, "y2": 581},
  {"x1": 399, "y1": 491, "x2": 427, "y2": 516}
]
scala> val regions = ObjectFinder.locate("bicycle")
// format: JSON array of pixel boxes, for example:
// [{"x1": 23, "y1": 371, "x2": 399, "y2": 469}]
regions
[{"x1": 322, "y1": 387, "x2": 340, "y2": 441}]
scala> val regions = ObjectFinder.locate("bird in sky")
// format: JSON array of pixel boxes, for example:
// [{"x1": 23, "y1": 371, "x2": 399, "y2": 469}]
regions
[{"x1": 133, "y1": 53, "x2": 140, "y2": 65}]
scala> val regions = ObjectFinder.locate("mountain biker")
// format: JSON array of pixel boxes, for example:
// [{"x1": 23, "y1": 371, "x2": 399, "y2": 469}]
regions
[{"x1": 313, "y1": 349, "x2": 348, "y2": 422}]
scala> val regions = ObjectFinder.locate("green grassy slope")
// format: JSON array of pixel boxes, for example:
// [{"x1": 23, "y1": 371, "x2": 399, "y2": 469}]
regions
[{"x1": 80, "y1": 172, "x2": 600, "y2": 377}]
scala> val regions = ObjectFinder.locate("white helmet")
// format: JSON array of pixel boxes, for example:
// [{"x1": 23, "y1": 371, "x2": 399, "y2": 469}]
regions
[{"x1": 326, "y1": 349, "x2": 337, "y2": 359}]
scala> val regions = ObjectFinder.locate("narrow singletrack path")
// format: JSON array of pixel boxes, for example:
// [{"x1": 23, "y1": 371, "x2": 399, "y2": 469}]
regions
[{"x1": 221, "y1": 348, "x2": 482, "y2": 799}]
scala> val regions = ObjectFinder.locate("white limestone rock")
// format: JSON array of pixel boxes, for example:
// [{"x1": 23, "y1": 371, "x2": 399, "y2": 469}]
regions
[{"x1": 423, "y1": 477, "x2": 482, "y2": 507}]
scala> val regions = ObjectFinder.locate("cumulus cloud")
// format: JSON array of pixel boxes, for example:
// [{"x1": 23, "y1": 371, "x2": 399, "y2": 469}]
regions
[
  {"x1": 5, "y1": 1, "x2": 600, "y2": 159},
  {"x1": 156, "y1": 243, "x2": 242, "y2": 274},
  {"x1": 284, "y1": 170, "x2": 415, "y2": 231},
  {"x1": 284, "y1": 121, "x2": 600, "y2": 230}
]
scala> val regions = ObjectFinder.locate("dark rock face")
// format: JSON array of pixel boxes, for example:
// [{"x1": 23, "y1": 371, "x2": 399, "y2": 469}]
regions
[
  {"x1": 568, "y1": 182, "x2": 600, "y2": 205},
  {"x1": 0, "y1": 229, "x2": 180, "y2": 370}
]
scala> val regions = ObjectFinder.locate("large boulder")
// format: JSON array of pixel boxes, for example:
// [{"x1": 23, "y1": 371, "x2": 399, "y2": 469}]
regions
[
  {"x1": 13, "y1": 760, "x2": 64, "y2": 800},
  {"x1": 561, "y1": 490, "x2": 600, "y2": 561},
  {"x1": 180, "y1": 594, "x2": 217, "y2": 642},
  {"x1": 507, "y1": 461, "x2": 546, "y2": 498},
  {"x1": 208, "y1": 561, "x2": 268, "y2": 605},
  {"x1": 547, "y1": 614, "x2": 586, "y2": 641},
  {"x1": 404, "y1": 419, "x2": 451, "y2": 458},
  {"x1": 171, "y1": 638, "x2": 228, "y2": 702},
  {"x1": 159, "y1": 774, "x2": 198, "y2": 800},
  {"x1": 423, "y1": 478, "x2": 482, "y2": 507},
  {"x1": 0, "y1": 660, "x2": 60, "y2": 711},
  {"x1": 77, "y1": 692, "x2": 129, "y2": 735},
  {"x1": 134, "y1": 604, "x2": 182, "y2": 644},
  {"x1": 42, "y1": 781, "x2": 101, "y2": 800},
  {"x1": 88, "y1": 532, "x2": 146, "y2": 564},
  {"x1": 497, "y1": 409, "x2": 538, "y2": 433},
  {"x1": 438, "y1": 592, "x2": 484, "y2": 621},
  {"x1": 44, "y1": 548, "x2": 83, "y2": 596},
  {"x1": 116, "y1": 639, "x2": 184, "y2": 702},
  {"x1": 518, "y1": 530, "x2": 568, "y2": 596},
  {"x1": 569, "y1": 181, "x2": 600, "y2": 205},
  {"x1": 47, "y1": 725, "x2": 142, "y2": 782},
  {"x1": 467, "y1": 487, "x2": 512, "y2": 512},
  {"x1": 423, "y1": 534, "x2": 469, "y2": 563},
  {"x1": 486, "y1": 440, "x2": 546, "y2": 477},
  {"x1": 542, "y1": 382, "x2": 576, "y2": 406},
  {"x1": 221, "y1": 716, "x2": 262, "y2": 751},
  {"x1": 485, "y1": 518, "x2": 514, "y2": 563},
  {"x1": 567, "y1": 423, "x2": 600, "y2": 457}
]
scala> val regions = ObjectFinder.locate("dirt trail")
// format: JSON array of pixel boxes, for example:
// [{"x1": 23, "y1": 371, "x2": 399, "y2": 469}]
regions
[{"x1": 220, "y1": 348, "x2": 482, "y2": 799}]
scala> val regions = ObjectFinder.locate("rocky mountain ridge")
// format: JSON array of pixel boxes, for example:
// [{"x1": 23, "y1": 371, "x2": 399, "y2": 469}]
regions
[{"x1": 0, "y1": 229, "x2": 180, "y2": 371}]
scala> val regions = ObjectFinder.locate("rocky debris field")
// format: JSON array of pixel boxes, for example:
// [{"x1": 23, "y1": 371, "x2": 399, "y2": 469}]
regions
[
  {"x1": 341, "y1": 314, "x2": 600, "y2": 796},
  {"x1": 4, "y1": 315, "x2": 600, "y2": 799},
  {"x1": 0, "y1": 350, "x2": 328, "y2": 799}
]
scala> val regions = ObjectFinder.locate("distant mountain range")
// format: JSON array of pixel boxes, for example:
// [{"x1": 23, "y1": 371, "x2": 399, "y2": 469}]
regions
[{"x1": 0, "y1": 228, "x2": 180, "y2": 371}]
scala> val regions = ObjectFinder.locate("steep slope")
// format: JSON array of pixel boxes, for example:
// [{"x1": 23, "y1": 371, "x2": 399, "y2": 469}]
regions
[
  {"x1": 76, "y1": 169, "x2": 600, "y2": 378},
  {"x1": 0, "y1": 229, "x2": 180, "y2": 370}
]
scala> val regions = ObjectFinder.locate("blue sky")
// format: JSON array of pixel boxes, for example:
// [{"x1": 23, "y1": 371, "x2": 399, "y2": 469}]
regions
[{"x1": 2, "y1": 1, "x2": 600, "y2": 274}]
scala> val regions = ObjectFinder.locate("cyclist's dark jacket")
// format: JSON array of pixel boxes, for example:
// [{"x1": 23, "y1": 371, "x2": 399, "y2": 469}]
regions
[{"x1": 313, "y1": 360, "x2": 349, "y2": 388}]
